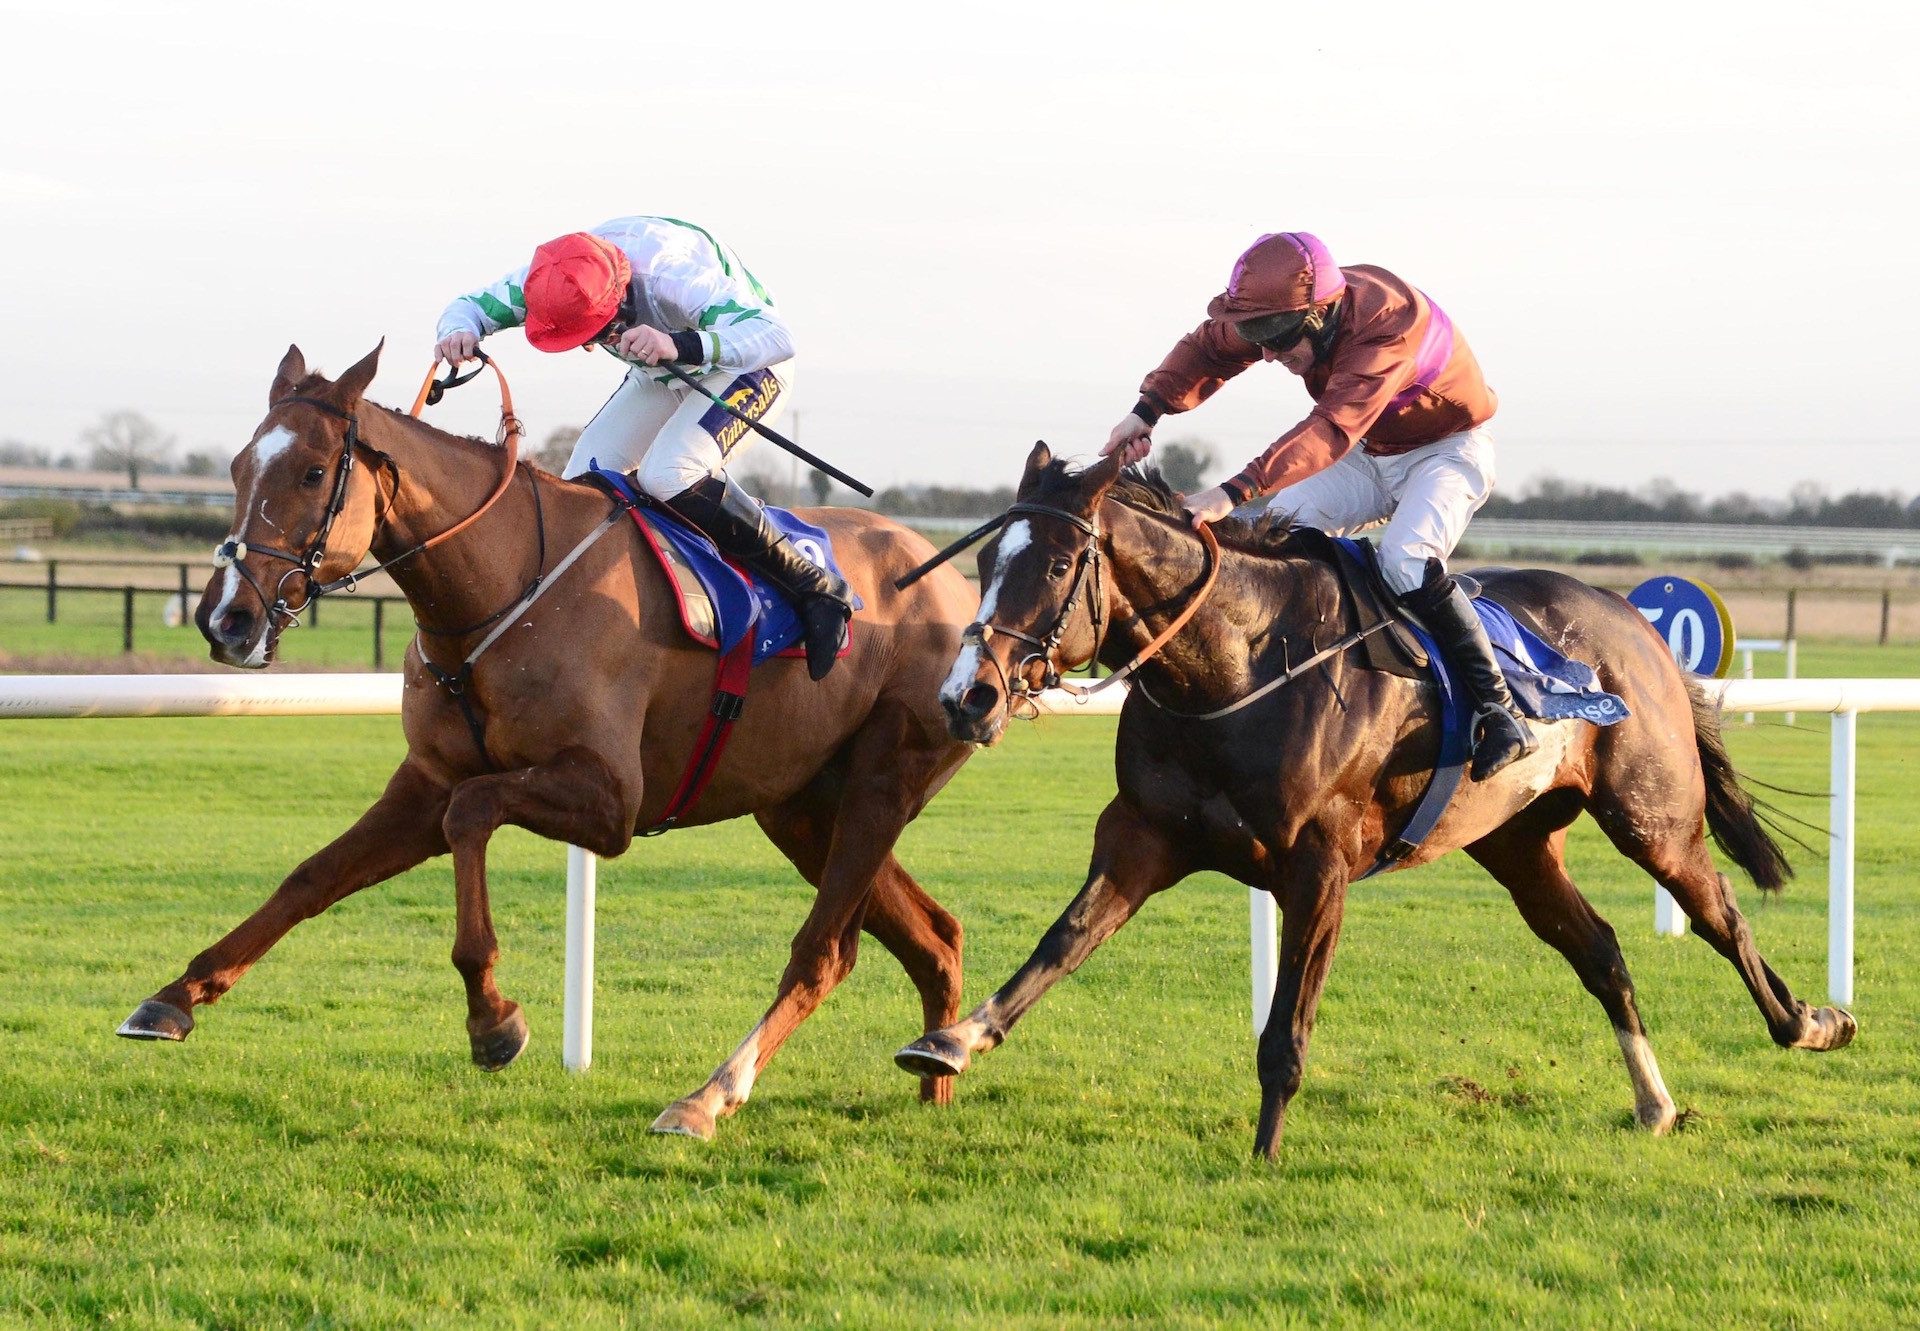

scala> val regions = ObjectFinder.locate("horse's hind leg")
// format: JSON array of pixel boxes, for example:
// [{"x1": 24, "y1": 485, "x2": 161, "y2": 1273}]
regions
[
  {"x1": 894, "y1": 795, "x2": 1186, "y2": 1081},
  {"x1": 119, "y1": 758, "x2": 452, "y2": 1043},
  {"x1": 755, "y1": 779, "x2": 965, "y2": 1106},
  {"x1": 652, "y1": 702, "x2": 965, "y2": 1140},
  {"x1": 1467, "y1": 799, "x2": 1678, "y2": 1134},
  {"x1": 439, "y1": 747, "x2": 632, "y2": 1071},
  {"x1": 1587, "y1": 792, "x2": 1855, "y2": 1052}
]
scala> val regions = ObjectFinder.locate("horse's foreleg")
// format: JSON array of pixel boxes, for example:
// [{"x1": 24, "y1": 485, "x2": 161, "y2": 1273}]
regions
[
  {"x1": 1252, "y1": 851, "x2": 1349, "y2": 1161},
  {"x1": 118, "y1": 758, "x2": 451, "y2": 1042},
  {"x1": 893, "y1": 796, "x2": 1185, "y2": 1082},
  {"x1": 440, "y1": 746, "x2": 631, "y2": 1071},
  {"x1": 652, "y1": 705, "x2": 943, "y2": 1140}
]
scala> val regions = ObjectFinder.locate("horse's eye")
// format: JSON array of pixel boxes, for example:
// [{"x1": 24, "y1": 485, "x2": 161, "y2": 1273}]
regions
[
  {"x1": 302, "y1": 466, "x2": 326, "y2": 486},
  {"x1": 1048, "y1": 557, "x2": 1073, "y2": 579}
]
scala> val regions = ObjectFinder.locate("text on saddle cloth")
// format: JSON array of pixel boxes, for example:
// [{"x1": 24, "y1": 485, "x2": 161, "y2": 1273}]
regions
[{"x1": 587, "y1": 464, "x2": 861, "y2": 665}]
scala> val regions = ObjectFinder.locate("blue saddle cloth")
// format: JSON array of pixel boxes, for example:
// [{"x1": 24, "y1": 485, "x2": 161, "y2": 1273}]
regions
[
  {"x1": 1331, "y1": 538, "x2": 1628, "y2": 875},
  {"x1": 589, "y1": 464, "x2": 860, "y2": 665}
]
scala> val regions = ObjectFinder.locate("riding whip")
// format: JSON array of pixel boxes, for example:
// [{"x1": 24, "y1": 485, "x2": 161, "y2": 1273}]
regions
[{"x1": 653, "y1": 361, "x2": 874, "y2": 498}]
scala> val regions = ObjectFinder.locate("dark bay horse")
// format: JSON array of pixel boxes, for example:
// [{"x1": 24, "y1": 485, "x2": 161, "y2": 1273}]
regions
[
  {"x1": 897, "y1": 444, "x2": 1854, "y2": 1159},
  {"x1": 117, "y1": 342, "x2": 979, "y2": 1140}
]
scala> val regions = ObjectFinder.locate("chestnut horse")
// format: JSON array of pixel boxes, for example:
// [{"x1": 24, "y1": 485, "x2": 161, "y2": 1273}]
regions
[
  {"x1": 897, "y1": 445, "x2": 1855, "y2": 1159},
  {"x1": 116, "y1": 342, "x2": 978, "y2": 1140}
]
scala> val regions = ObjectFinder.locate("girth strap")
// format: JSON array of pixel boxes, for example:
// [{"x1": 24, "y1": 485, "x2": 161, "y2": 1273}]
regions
[{"x1": 638, "y1": 626, "x2": 756, "y2": 836}]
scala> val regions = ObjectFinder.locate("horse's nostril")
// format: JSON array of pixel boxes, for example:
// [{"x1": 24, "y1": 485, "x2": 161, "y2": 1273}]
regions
[
  {"x1": 219, "y1": 609, "x2": 255, "y2": 643},
  {"x1": 962, "y1": 683, "x2": 999, "y2": 717}
]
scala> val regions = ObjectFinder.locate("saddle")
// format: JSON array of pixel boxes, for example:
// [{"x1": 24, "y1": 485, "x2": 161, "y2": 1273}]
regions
[
  {"x1": 1286, "y1": 528, "x2": 1430, "y2": 679},
  {"x1": 584, "y1": 466, "x2": 858, "y2": 665}
]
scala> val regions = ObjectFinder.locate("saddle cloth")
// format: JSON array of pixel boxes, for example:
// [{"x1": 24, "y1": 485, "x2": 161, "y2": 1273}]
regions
[
  {"x1": 1328, "y1": 536, "x2": 1628, "y2": 725},
  {"x1": 586, "y1": 465, "x2": 860, "y2": 666}
]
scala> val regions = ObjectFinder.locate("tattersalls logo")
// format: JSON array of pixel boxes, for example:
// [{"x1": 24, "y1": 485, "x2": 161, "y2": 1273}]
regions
[{"x1": 699, "y1": 369, "x2": 780, "y2": 452}]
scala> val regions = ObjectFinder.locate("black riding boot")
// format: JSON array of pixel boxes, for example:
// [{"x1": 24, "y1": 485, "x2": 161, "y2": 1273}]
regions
[
  {"x1": 665, "y1": 474, "x2": 853, "y2": 681},
  {"x1": 1400, "y1": 561, "x2": 1537, "y2": 780}
]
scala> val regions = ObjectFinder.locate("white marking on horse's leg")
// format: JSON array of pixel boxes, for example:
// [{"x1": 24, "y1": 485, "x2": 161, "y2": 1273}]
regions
[
  {"x1": 943, "y1": 997, "x2": 1008, "y2": 1056},
  {"x1": 682, "y1": 1024, "x2": 766, "y2": 1120},
  {"x1": 1614, "y1": 1026, "x2": 1678, "y2": 1134}
]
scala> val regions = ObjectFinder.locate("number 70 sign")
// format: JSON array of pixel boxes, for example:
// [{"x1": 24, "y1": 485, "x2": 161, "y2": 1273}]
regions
[{"x1": 1625, "y1": 575, "x2": 1735, "y2": 678}]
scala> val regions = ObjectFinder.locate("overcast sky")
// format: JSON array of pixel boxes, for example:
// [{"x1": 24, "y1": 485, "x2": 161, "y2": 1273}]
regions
[{"x1": 3, "y1": 0, "x2": 1914, "y2": 500}]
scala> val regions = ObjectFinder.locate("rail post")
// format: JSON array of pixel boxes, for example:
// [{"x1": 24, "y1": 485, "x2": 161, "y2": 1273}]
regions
[
  {"x1": 372, "y1": 599, "x2": 384, "y2": 670},
  {"x1": 122, "y1": 586, "x2": 135, "y2": 654},
  {"x1": 1829, "y1": 710, "x2": 1856, "y2": 1005},
  {"x1": 1785, "y1": 587, "x2": 1796, "y2": 640},
  {"x1": 1250, "y1": 886, "x2": 1278, "y2": 1033},
  {"x1": 177, "y1": 564, "x2": 190, "y2": 627},
  {"x1": 46, "y1": 560, "x2": 56, "y2": 622},
  {"x1": 564, "y1": 846, "x2": 597, "y2": 1071},
  {"x1": 1879, "y1": 590, "x2": 1891, "y2": 646}
]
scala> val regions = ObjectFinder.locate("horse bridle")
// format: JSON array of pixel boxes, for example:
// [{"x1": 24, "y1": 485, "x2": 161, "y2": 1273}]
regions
[
  {"x1": 213, "y1": 354, "x2": 524, "y2": 633},
  {"x1": 960, "y1": 498, "x2": 1221, "y2": 706},
  {"x1": 962, "y1": 501, "x2": 1108, "y2": 705},
  {"x1": 213, "y1": 395, "x2": 402, "y2": 630}
]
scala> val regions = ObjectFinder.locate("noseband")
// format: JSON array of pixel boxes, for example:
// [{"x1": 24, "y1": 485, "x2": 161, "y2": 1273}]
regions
[{"x1": 962, "y1": 501, "x2": 1108, "y2": 705}]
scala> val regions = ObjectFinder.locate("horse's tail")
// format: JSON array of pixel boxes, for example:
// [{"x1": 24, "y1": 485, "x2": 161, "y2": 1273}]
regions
[{"x1": 1688, "y1": 681, "x2": 1794, "y2": 892}]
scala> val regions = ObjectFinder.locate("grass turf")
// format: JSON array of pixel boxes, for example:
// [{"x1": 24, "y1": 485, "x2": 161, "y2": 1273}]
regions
[{"x1": 2, "y1": 644, "x2": 1918, "y2": 1327}]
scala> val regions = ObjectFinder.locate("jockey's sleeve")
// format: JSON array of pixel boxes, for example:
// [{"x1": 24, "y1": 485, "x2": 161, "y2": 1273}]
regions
[
  {"x1": 1133, "y1": 319, "x2": 1261, "y2": 422},
  {"x1": 1221, "y1": 333, "x2": 1416, "y2": 504},
  {"x1": 436, "y1": 265, "x2": 531, "y2": 341},
  {"x1": 650, "y1": 258, "x2": 795, "y2": 374}
]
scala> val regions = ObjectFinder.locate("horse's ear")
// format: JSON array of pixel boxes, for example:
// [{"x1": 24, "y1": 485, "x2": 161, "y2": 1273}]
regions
[
  {"x1": 1084, "y1": 448, "x2": 1125, "y2": 494},
  {"x1": 334, "y1": 338, "x2": 385, "y2": 405},
  {"x1": 1015, "y1": 440, "x2": 1053, "y2": 497},
  {"x1": 270, "y1": 345, "x2": 306, "y2": 404}
]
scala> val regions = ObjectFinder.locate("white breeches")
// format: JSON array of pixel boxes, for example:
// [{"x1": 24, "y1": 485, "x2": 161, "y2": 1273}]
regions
[
  {"x1": 562, "y1": 360, "x2": 796, "y2": 499},
  {"x1": 1264, "y1": 427, "x2": 1497, "y2": 594}
]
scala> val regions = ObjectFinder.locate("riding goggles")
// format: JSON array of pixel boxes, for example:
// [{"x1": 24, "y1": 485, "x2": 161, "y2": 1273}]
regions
[{"x1": 1235, "y1": 309, "x2": 1312, "y2": 352}]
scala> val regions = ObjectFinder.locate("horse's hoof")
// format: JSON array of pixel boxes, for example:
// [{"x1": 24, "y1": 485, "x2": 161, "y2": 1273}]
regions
[
  {"x1": 649, "y1": 1099, "x2": 716, "y2": 1140},
  {"x1": 1798, "y1": 1006, "x2": 1857, "y2": 1052},
  {"x1": 469, "y1": 1004, "x2": 528, "y2": 1071},
  {"x1": 1636, "y1": 1100, "x2": 1679, "y2": 1136},
  {"x1": 116, "y1": 999, "x2": 194, "y2": 1042},
  {"x1": 894, "y1": 1030, "x2": 970, "y2": 1080}
]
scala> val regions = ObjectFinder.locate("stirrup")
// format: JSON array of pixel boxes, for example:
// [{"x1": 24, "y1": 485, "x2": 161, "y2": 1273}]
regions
[{"x1": 1470, "y1": 705, "x2": 1536, "y2": 780}]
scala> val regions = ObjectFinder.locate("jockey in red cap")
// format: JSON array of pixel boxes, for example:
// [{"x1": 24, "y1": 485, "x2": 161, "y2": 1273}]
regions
[
  {"x1": 434, "y1": 217, "x2": 852, "y2": 680},
  {"x1": 1103, "y1": 231, "x2": 1534, "y2": 779}
]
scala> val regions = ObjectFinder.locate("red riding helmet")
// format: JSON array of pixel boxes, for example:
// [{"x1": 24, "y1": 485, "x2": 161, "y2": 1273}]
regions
[
  {"x1": 523, "y1": 232, "x2": 632, "y2": 352},
  {"x1": 1207, "y1": 231, "x2": 1346, "y2": 322}
]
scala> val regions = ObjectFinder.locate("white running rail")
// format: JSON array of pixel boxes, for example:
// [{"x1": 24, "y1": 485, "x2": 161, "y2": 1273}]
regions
[{"x1": 6, "y1": 673, "x2": 1916, "y2": 1055}]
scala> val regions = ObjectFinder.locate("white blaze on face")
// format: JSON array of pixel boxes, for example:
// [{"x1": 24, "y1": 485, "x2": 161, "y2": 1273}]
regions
[
  {"x1": 240, "y1": 425, "x2": 297, "y2": 538},
  {"x1": 940, "y1": 520, "x2": 1032, "y2": 706}
]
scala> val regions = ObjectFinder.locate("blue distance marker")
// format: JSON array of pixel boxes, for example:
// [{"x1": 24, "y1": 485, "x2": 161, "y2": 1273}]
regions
[{"x1": 1626, "y1": 575, "x2": 1735, "y2": 678}]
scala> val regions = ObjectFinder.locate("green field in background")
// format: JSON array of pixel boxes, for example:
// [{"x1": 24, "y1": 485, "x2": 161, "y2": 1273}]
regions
[{"x1": 3, "y1": 692, "x2": 1918, "y2": 1327}]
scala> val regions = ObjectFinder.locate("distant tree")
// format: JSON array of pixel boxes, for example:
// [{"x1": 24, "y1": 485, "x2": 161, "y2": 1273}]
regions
[
  {"x1": 532, "y1": 425, "x2": 582, "y2": 475},
  {"x1": 738, "y1": 467, "x2": 792, "y2": 507},
  {"x1": 1155, "y1": 439, "x2": 1216, "y2": 493},
  {"x1": 81, "y1": 410, "x2": 175, "y2": 489},
  {"x1": 180, "y1": 450, "x2": 223, "y2": 477},
  {"x1": 807, "y1": 470, "x2": 832, "y2": 506},
  {"x1": 0, "y1": 439, "x2": 53, "y2": 467}
]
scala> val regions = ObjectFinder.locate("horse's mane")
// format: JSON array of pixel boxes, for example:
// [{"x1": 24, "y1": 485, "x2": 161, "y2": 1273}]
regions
[{"x1": 1034, "y1": 459, "x2": 1311, "y2": 559}]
